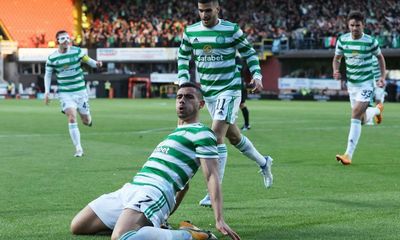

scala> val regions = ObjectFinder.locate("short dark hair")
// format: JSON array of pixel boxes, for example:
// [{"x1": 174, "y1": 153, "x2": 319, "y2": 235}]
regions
[
  {"x1": 347, "y1": 11, "x2": 364, "y2": 22},
  {"x1": 179, "y1": 82, "x2": 203, "y2": 98},
  {"x1": 55, "y1": 30, "x2": 68, "y2": 39},
  {"x1": 198, "y1": 0, "x2": 219, "y2": 4}
]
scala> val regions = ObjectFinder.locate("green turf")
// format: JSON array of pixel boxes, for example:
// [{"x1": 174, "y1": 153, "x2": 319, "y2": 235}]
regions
[{"x1": 0, "y1": 99, "x2": 399, "y2": 240}]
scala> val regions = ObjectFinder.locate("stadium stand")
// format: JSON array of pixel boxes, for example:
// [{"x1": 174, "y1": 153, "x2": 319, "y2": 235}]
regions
[
  {"x1": 0, "y1": 0, "x2": 74, "y2": 47},
  {"x1": 78, "y1": 0, "x2": 400, "y2": 50},
  {"x1": 1, "y1": 0, "x2": 398, "y2": 50}
]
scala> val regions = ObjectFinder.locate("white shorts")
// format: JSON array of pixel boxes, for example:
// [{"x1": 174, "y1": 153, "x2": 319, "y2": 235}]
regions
[
  {"x1": 88, "y1": 183, "x2": 170, "y2": 229},
  {"x1": 59, "y1": 92, "x2": 90, "y2": 115},
  {"x1": 205, "y1": 94, "x2": 241, "y2": 124},
  {"x1": 347, "y1": 82, "x2": 374, "y2": 109}
]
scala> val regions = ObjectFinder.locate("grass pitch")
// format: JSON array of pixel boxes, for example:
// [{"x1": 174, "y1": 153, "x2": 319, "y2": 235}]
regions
[{"x1": 0, "y1": 99, "x2": 399, "y2": 240}]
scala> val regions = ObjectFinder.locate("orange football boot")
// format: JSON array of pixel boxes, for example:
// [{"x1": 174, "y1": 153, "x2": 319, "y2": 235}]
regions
[
  {"x1": 179, "y1": 221, "x2": 217, "y2": 240},
  {"x1": 336, "y1": 154, "x2": 352, "y2": 165},
  {"x1": 374, "y1": 103, "x2": 384, "y2": 124}
]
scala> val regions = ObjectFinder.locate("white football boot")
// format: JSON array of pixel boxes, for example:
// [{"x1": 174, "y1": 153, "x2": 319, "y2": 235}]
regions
[
  {"x1": 74, "y1": 148, "x2": 84, "y2": 157},
  {"x1": 260, "y1": 156, "x2": 273, "y2": 188},
  {"x1": 199, "y1": 194, "x2": 211, "y2": 207}
]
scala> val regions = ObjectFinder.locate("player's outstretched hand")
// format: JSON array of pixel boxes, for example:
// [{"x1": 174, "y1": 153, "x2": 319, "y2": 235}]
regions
[
  {"x1": 377, "y1": 77, "x2": 386, "y2": 88},
  {"x1": 250, "y1": 78, "x2": 263, "y2": 93},
  {"x1": 216, "y1": 220, "x2": 241, "y2": 240},
  {"x1": 96, "y1": 61, "x2": 103, "y2": 68},
  {"x1": 333, "y1": 71, "x2": 341, "y2": 80},
  {"x1": 44, "y1": 93, "x2": 50, "y2": 105}
]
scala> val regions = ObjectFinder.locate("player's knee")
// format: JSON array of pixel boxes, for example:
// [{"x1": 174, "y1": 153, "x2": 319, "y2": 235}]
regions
[
  {"x1": 82, "y1": 118, "x2": 90, "y2": 125},
  {"x1": 111, "y1": 234, "x2": 118, "y2": 240},
  {"x1": 67, "y1": 114, "x2": 77, "y2": 123},
  {"x1": 216, "y1": 137, "x2": 225, "y2": 145},
  {"x1": 111, "y1": 231, "x2": 123, "y2": 240},
  {"x1": 227, "y1": 134, "x2": 241, "y2": 145},
  {"x1": 70, "y1": 219, "x2": 83, "y2": 235},
  {"x1": 351, "y1": 112, "x2": 363, "y2": 119},
  {"x1": 211, "y1": 131, "x2": 224, "y2": 144},
  {"x1": 80, "y1": 114, "x2": 91, "y2": 126},
  {"x1": 351, "y1": 108, "x2": 364, "y2": 119}
]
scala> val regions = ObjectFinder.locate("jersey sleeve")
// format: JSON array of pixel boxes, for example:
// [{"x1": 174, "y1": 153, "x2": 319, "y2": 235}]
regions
[
  {"x1": 77, "y1": 47, "x2": 97, "y2": 68},
  {"x1": 233, "y1": 25, "x2": 262, "y2": 80},
  {"x1": 335, "y1": 37, "x2": 343, "y2": 56},
  {"x1": 194, "y1": 129, "x2": 219, "y2": 159},
  {"x1": 371, "y1": 38, "x2": 381, "y2": 56},
  {"x1": 177, "y1": 29, "x2": 193, "y2": 85},
  {"x1": 82, "y1": 55, "x2": 98, "y2": 68},
  {"x1": 44, "y1": 57, "x2": 54, "y2": 94}
]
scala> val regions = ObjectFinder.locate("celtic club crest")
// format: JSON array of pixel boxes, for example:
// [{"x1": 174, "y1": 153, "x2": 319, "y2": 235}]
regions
[{"x1": 216, "y1": 35, "x2": 225, "y2": 44}]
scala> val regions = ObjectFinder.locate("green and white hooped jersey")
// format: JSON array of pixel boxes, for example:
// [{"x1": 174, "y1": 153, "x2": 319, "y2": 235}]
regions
[
  {"x1": 335, "y1": 33, "x2": 381, "y2": 84},
  {"x1": 132, "y1": 123, "x2": 218, "y2": 208},
  {"x1": 178, "y1": 19, "x2": 262, "y2": 100},
  {"x1": 45, "y1": 46, "x2": 87, "y2": 93}
]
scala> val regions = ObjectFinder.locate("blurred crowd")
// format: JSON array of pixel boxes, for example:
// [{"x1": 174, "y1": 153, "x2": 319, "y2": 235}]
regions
[
  {"x1": 78, "y1": 0, "x2": 400, "y2": 49},
  {"x1": 80, "y1": 0, "x2": 195, "y2": 48}
]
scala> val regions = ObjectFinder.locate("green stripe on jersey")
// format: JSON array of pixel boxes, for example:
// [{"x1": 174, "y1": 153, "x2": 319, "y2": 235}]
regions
[
  {"x1": 192, "y1": 42, "x2": 235, "y2": 50},
  {"x1": 58, "y1": 79, "x2": 84, "y2": 86},
  {"x1": 186, "y1": 30, "x2": 235, "y2": 37},
  {"x1": 346, "y1": 71, "x2": 372, "y2": 77},
  {"x1": 201, "y1": 77, "x2": 239, "y2": 87},
  {"x1": 340, "y1": 41, "x2": 372, "y2": 47},
  {"x1": 148, "y1": 157, "x2": 189, "y2": 184},
  {"x1": 49, "y1": 47, "x2": 82, "y2": 62},
  {"x1": 178, "y1": 64, "x2": 189, "y2": 71},
  {"x1": 347, "y1": 76, "x2": 374, "y2": 83},
  {"x1": 173, "y1": 126, "x2": 214, "y2": 135},
  {"x1": 140, "y1": 166, "x2": 181, "y2": 192},
  {"x1": 194, "y1": 138, "x2": 219, "y2": 147},
  {"x1": 58, "y1": 85, "x2": 86, "y2": 92},
  {"x1": 203, "y1": 85, "x2": 242, "y2": 97},
  {"x1": 343, "y1": 49, "x2": 374, "y2": 55},
  {"x1": 160, "y1": 137, "x2": 198, "y2": 172},
  {"x1": 57, "y1": 71, "x2": 84, "y2": 80},
  {"x1": 197, "y1": 65, "x2": 236, "y2": 74},
  {"x1": 178, "y1": 48, "x2": 191, "y2": 56},
  {"x1": 346, "y1": 62, "x2": 371, "y2": 69}
]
